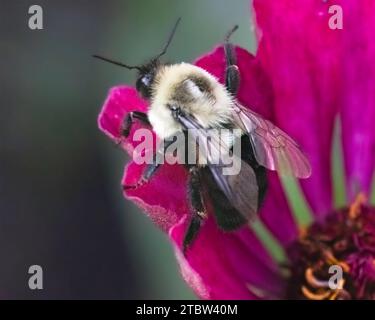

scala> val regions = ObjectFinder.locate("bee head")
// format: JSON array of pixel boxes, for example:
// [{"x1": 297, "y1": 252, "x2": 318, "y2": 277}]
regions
[{"x1": 136, "y1": 59, "x2": 159, "y2": 99}]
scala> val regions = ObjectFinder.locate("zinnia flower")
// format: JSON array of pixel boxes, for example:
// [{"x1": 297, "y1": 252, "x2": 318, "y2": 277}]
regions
[{"x1": 98, "y1": 0, "x2": 375, "y2": 299}]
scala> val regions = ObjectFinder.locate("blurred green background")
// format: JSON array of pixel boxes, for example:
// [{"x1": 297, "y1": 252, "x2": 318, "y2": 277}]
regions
[{"x1": 0, "y1": 0, "x2": 255, "y2": 299}]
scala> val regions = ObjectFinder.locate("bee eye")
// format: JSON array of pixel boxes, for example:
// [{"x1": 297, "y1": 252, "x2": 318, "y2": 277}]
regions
[{"x1": 136, "y1": 74, "x2": 153, "y2": 99}]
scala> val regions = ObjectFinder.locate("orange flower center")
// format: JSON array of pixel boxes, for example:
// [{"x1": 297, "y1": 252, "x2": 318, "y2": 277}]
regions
[{"x1": 286, "y1": 194, "x2": 375, "y2": 300}]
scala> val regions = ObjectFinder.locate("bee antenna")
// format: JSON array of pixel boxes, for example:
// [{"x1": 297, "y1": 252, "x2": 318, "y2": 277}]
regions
[
  {"x1": 155, "y1": 17, "x2": 181, "y2": 60},
  {"x1": 92, "y1": 55, "x2": 141, "y2": 71},
  {"x1": 225, "y1": 25, "x2": 239, "y2": 43}
]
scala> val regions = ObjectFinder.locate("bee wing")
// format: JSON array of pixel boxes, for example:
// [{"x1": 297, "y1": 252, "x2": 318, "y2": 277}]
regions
[
  {"x1": 232, "y1": 103, "x2": 312, "y2": 178},
  {"x1": 209, "y1": 161, "x2": 259, "y2": 223},
  {"x1": 177, "y1": 112, "x2": 258, "y2": 221}
]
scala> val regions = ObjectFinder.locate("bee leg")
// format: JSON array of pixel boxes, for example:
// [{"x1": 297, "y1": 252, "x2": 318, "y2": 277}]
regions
[
  {"x1": 183, "y1": 215, "x2": 204, "y2": 256},
  {"x1": 123, "y1": 162, "x2": 161, "y2": 190},
  {"x1": 224, "y1": 26, "x2": 240, "y2": 96},
  {"x1": 121, "y1": 111, "x2": 150, "y2": 137},
  {"x1": 123, "y1": 138, "x2": 174, "y2": 190},
  {"x1": 183, "y1": 167, "x2": 206, "y2": 255}
]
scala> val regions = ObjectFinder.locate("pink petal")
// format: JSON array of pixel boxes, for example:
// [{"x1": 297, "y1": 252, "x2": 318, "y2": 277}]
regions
[
  {"x1": 122, "y1": 161, "x2": 189, "y2": 233},
  {"x1": 339, "y1": 0, "x2": 375, "y2": 199},
  {"x1": 254, "y1": 0, "x2": 341, "y2": 217},
  {"x1": 99, "y1": 86, "x2": 189, "y2": 232},
  {"x1": 196, "y1": 46, "x2": 297, "y2": 244},
  {"x1": 170, "y1": 215, "x2": 285, "y2": 300},
  {"x1": 124, "y1": 160, "x2": 285, "y2": 299},
  {"x1": 98, "y1": 86, "x2": 150, "y2": 153},
  {"x1": 260, "y1": 172, "x2": 298, "y2": 244}
]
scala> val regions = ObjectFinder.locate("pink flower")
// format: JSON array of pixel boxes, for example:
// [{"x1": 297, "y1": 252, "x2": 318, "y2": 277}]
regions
[{"x1": 98, "y1": 0, "x2": 375, "y2": 299}]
